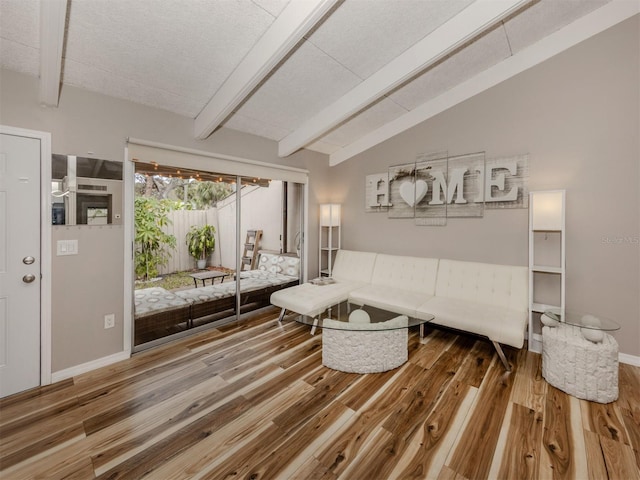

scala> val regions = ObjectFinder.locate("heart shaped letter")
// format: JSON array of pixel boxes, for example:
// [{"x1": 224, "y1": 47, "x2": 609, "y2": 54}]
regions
[{"x1": 399, "y1": 180, "x2": 428, "y2": 207}]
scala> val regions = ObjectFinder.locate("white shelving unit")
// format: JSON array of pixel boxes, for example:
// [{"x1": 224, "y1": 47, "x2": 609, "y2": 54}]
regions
[
  {"x1": 319, "y1": 204, "x2": 341, "y2": 277},
  {"x1": 528, "y1": 190, "x2": 565, "y2": 353}
]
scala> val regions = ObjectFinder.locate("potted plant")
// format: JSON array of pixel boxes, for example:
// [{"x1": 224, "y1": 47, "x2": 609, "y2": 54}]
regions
[
  {"x1": 134, "y1": 197, "x2": 176, "y2": 280},
  {"x1": 186, "y1": 224, "x2": 216, "y2": 269}
]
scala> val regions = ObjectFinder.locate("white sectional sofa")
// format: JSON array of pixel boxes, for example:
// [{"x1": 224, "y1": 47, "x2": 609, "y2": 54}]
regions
[{"x1": 270, "y1": 250, "x2": 528, "y2": 370}]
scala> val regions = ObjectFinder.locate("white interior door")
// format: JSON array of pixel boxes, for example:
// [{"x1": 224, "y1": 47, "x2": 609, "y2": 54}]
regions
[{"x1": 0, "y1": 133, "x2": 41, "y2": 398}]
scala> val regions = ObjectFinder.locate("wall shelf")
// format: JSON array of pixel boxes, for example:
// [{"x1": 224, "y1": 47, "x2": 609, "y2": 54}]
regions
[
  {"x1": 531, "y1": 265, "x2": 563, "y2": 274},
  {"x1": 528, "y1": 190, "x2": 565, "y2": 353}
]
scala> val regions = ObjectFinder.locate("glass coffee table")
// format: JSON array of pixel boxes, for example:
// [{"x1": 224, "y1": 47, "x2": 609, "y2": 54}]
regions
[
  {"x1": 542, "y1": 308, "x2": 620, "y2": 332},
  {"x1": 296, "y1": 301, "x2": 434, "y2": 373}
]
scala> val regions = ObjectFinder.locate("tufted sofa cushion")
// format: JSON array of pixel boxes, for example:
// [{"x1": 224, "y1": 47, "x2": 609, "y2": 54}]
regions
[
  {"x1": 434, "y1": 259, "x2": 528, "y2": 312},
  {"x1": 330, "y1": 250, "x2": 377, "y2": 283},
  {"x1": 350, "y1": 254, "x2": 439, "y2": 316},
  {"x1": 370, "y1": 254, "x2": 439, "y2": 293}
]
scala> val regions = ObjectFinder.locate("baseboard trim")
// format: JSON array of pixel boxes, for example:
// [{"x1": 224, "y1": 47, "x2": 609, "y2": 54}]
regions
[
  {"x1": 45, "y1": 346, "x2": 640, "y2": 383},
  {"x1": 619, "y1": 352, "x2": 640, "y2": 367},
  {"x1": 529, "y1": 333, "x2": 639, "y2": 366},
  {"x1": 51, "y1": 351, "x2": 130, "y2": 383}
]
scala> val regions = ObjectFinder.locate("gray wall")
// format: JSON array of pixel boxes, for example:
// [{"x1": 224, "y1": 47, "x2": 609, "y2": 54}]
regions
[
  {"x1": 0, "y1": 14, "x2": 638, "y2": 370},
  {"x1": 0, "y1": 69, "x2": 328, "y2": 371},
  {"x1": 51, "y1": 226, "x2": 124, "y2": 370},
  {"x1": 330, "y1": 16, "x2": 639, "y2": 356}
]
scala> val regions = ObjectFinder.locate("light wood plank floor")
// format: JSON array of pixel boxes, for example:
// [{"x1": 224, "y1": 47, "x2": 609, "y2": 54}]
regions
[{"x1": 1, "y1": 306, "x2": 639, "y2": 479}]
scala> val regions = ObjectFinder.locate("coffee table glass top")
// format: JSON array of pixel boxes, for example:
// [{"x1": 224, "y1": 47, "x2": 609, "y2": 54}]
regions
[
  {"x1": 296, "y1": 301, "x2": 434, "y2": 331},
  {"x1": 543, "y1": 308, "x2": 620, "y2": 331}
]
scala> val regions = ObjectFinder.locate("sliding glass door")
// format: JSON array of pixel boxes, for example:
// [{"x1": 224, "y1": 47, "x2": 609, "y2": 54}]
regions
[
  {"x1": 236, "y1": 177, "x2": 304, "y2": 319},
  {"x1": 130, "y1": 152, "x2": 306, "y2": 350}
]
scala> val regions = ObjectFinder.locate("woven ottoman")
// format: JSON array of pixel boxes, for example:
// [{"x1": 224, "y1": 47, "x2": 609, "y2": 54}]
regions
[
  {"x1": 542, "y1": 324, "x2": 618, "y2": 403},
  {"x1": 321, "y1": 316, "x2": 409, "y2": 374}
]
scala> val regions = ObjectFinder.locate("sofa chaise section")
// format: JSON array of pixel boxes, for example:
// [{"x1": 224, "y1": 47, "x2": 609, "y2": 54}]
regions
[{"x1": 270, "y1": 249, "x2": 377, "y2": 321}]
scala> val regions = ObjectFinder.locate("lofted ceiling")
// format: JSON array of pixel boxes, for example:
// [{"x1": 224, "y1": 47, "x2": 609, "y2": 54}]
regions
[{"x1": 1, "y1": 0, "x2": 637, "y2": 165}]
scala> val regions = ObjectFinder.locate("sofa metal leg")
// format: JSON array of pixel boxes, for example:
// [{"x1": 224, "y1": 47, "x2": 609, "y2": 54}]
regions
[
  {"x1": 310, "y1": 317, "x2": 318, "y2": 336},
  {"x1": 277, "y1": 308, "x2": 287, "y2": 324},
  {"x1": 491, "y1": 341, "x2": 511, "y2": 371}
]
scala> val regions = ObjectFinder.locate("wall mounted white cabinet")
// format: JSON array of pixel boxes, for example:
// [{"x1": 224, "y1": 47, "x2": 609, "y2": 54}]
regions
[
  {"x1": 528, "y1": 190, "x2": 565, "y2": 353},
  {"x1": 319, "y1": 204, "x2": 341, "y2": 277}
]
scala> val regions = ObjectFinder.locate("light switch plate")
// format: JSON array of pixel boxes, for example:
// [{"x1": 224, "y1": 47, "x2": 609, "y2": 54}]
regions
[{"x1": 57, "y1": 239, "x2": 78, "y2": 256}]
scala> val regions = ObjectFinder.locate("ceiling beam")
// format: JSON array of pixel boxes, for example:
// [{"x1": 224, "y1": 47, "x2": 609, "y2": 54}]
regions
[
  {"x1": 278, "y1": 0, "x2": 530, "y2": 157},
  {"x1": 39, "y1": 0, "x2": 68, "y2": 107},
  {"x1": 194, "y1": 0, "x2": 338, "y2": 140},
  {"x1": 328, "y1": 0, "x2": 640, "y2": 166}
]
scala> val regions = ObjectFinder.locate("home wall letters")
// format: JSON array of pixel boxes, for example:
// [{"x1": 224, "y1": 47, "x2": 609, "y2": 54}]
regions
[{"x1": 365, "y1": 152, "x2": 529, "y2": 225}]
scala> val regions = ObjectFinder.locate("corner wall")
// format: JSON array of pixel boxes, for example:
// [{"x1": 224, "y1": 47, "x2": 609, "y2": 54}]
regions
[
  {"x1": 0, "y1": 69, "x2": 329, "y2": 372},
  {"x1": 330, "y1": 16, "x2": 640, "y2": 357}
]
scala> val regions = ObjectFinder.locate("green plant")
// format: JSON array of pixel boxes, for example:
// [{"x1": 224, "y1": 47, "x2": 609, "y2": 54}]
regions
[
  {"x1": 186, "y1": 224, "x2": 216, "y2": 261},
  {"x1": 134, "y1": 196, "x2": 177, "y2": 280}
]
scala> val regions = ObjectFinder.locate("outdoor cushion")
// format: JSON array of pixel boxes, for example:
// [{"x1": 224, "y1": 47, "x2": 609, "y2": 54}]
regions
[
  {"x1": 257, "y1": 252, "x2": 300, "y2": 277},
  {"x1": 241, "y1": 270, "x2": 297, "y2": 285},
  {"x1": 134, "y1": 287, "x2": 190, "y2": 318},
  {"x1": 175, "y1": 282, "x2": 236, "y2": 305},
  {"x1": 177, "y1": 273, "x2": 297, "y2": 305}
]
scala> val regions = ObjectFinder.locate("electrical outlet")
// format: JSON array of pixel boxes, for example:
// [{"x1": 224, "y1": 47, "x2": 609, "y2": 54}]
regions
[{"x1": 104, "y1": 314, "x2": 115, "y2": 329}]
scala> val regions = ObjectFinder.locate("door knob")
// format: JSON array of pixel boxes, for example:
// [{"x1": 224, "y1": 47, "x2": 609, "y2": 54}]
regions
[
  {"x1": 23, "y1": 256, "x2": 35, "y2": 265},
  {"x1": 22, "y1": 274, "x2": 36, "y2": 284}
]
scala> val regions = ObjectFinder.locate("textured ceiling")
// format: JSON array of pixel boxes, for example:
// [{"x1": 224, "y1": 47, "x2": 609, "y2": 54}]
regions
[{"x1": 0, "y1": 0, "x2": 622, "y2": 162}]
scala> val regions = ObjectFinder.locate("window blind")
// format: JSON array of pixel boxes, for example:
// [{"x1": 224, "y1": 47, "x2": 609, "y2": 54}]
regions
[{"x1": 127, "y1": 138, "x2": 309, "y2": 184}]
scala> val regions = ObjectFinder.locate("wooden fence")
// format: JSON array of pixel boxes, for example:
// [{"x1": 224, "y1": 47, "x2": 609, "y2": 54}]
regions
[
  {"x1": 154, "y1": 181, "x2": 285, "y2": 275},
  {"x1": 158, "y1": 208, "x2": 219, "y2": 275}
]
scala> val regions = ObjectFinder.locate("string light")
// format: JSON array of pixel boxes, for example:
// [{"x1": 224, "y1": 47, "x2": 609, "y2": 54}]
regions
[{"x1": 134, "y1": 161, "x2": 270, "y2": 187}]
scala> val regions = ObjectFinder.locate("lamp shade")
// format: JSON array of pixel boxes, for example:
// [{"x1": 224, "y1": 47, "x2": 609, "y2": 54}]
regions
[
  {"x1": 320, "y1": 204, "x2": 341, "y2": 227},
  {"x1": 531, "y1": 191, "x2": 564, "y2": 230}
]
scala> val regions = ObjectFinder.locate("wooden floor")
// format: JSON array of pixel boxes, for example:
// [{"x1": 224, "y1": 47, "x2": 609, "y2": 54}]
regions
[{"x1": 1, "y1": 307, "x2": 639, "y2": 480}]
